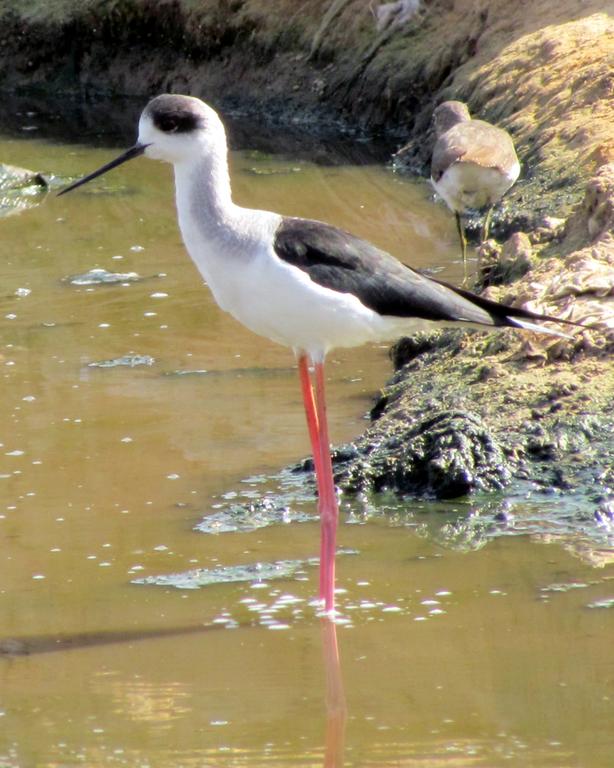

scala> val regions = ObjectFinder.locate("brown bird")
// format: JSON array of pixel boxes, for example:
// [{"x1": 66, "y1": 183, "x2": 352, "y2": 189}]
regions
[{"x1": 430, "y1": 100, "x2": 520, "y2": 270}]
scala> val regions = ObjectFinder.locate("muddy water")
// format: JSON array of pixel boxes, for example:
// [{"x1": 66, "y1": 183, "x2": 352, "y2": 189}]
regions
[{"x1": 0, "y1": 102, "x2": 612, "y2": 768}]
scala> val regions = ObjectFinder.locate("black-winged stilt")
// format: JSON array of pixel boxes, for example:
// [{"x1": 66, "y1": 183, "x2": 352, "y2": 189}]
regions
[
  {"x1": 430, "y1": 100, "x2": 520, "y2": 266},
  {"x1": 60, "y1": 94, "x2": 574, "y2": 613}
]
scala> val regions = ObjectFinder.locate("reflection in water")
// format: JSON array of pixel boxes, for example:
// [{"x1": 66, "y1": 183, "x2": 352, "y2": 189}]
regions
[
  {"x1": 101, "y1": 675, "x2": 192, "y2": 725},
  {"x1": 322, "y1": 619, "x2": 346, "y2": 768}
]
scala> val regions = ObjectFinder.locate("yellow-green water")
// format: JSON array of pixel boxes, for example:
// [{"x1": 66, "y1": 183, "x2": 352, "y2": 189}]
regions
[{"x1": 0, "y1": 101, "x2": 612, "y2": 767}]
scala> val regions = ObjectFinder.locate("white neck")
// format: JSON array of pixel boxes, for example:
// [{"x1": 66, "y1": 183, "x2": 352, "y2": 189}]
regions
[
  {"x1": 170, "y1": 137, "x2": 281, "y2": 293},
  {"x1": 173, "y1": 143, "x2": 238, "y2": 239}
]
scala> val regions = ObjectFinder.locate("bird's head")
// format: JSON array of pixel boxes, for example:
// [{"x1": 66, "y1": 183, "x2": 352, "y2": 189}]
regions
[
  {"x1": 139, "y1": 94, "x2": 225, "y2": 164},
  {"x1": 58, "y1": 94, "x2": 224, "y2": 196},
  {"x1": 432, "y1": 100, "x2": 471, "y2": 137}
]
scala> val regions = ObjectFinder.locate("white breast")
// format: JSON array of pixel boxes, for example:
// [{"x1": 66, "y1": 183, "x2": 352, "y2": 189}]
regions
[
  {"x1": 432, "y1": 159, "x2": 520, "y2": 212},
  {"x1": 183, "y1": 211, "x2": 425, "y2": 356}
]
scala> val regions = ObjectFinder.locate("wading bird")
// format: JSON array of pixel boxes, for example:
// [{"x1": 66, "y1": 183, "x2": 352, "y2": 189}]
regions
[
  {"x1": 60, "y1": 94, "x2": 573, "y2": 613},
  {"x1": 430, "y1": 100, "x2": 520, "y2": 270}
]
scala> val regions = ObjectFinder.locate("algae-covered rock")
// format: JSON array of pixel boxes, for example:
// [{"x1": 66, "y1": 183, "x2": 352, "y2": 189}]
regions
[{"x1": 333, "y1": 409, "x2": 513, "y2": 499}]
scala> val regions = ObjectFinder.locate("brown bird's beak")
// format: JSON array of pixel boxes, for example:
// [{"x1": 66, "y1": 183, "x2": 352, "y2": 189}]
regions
[{"x1": 57, "y1": 143, "x2": 150, "y2": 196}]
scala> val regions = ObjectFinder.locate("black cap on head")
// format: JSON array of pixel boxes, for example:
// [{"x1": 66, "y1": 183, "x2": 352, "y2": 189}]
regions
[{"x1": 144, "y1": 94, "x2": 205, "y2": 135}]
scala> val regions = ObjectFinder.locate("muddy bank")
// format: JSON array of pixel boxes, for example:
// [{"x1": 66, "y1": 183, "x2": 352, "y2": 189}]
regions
[{"x1": 0, "y1": 1, "x2": 612, "y2": 525}]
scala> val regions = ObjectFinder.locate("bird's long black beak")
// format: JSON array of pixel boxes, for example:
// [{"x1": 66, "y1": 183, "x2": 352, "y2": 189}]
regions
[{"x1": 57, "y1": 143, "x2": 150, "y2": 196}]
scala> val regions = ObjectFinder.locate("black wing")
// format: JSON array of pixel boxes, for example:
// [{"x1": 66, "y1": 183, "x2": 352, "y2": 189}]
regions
[
  {"x1": 431, "y1": 277, "x2": 583, "y2": 327},
  {"x1": 275, "y1": 217, "x2": 501, "y2": 325},
  {"x1": 274, "y1": 217, "x2": 580, "y2": 330}
]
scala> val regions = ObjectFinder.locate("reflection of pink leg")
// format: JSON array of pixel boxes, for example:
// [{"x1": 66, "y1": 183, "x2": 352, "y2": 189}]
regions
[
  {"x1": 297, "y1": 355, "x2": 339, "y2": 612},
  {"x1": 321, "y1": 617, "x2": 346, "y2": 768}
]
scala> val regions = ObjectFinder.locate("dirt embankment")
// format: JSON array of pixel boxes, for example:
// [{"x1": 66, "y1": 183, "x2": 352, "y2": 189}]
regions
[{"x1": 0, "y1": 0, "x2": 612, "y2": 516}]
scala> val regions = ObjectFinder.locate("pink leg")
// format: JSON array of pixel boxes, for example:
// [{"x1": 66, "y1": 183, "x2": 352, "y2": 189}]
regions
[
  {"x1": 297, "y1": 355, "x2": 339, "y2": 612},
  {"x1": 298, "y1": 356, "x2": 327, "y2": 599},
  {"x1": 298, "y1": 355, "x2": 324, "y2": 490},
  {"x1": 314, "y1": 361, "x2": 339, "y2": 612}
]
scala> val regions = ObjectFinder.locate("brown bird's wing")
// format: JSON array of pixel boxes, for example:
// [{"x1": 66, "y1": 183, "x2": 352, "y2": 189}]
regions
[{"x1": 431, "y1": 121, "x2": 517, "y2": 180}]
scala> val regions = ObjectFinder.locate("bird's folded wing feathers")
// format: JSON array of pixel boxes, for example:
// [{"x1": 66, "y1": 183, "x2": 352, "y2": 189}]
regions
[
  {"x1": 431, "y1": 121, "x2": 517, "y2": 179},
  {"x1": 276, "y1": 218, "x2": 495, "y2": 325},
  {"x1": 275, "y1": 217, "x2": 576, "y2": 336}
]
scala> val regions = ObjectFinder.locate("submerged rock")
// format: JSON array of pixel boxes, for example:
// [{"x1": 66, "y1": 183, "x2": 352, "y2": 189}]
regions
[
  {"x1": 195, "y1": 498, "x2": 316, "y2": 534},
  {"x1": 0, "y1": 162, "x2": 49, "y2": 217},
  {"x1": 133, "y1": 557, "x2": 319, "y2": 589},
  {"x1": 66, "y1": 267, "x2": 141, "y2": 285},
  {"x1": 0, "y1": 163, "x2": 47, "y2": 191},
  {"x1": 87, "y1": 354, "x2": 155, "y2": 368}
]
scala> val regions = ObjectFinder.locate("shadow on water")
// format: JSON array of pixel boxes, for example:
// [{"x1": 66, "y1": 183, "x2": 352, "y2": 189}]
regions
[{"x1": 0, "y1": 623, "x2": 228, "y2": 657}]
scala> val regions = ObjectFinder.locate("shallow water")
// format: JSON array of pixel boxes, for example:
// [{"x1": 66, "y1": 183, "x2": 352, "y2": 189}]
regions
[{"x1": 0, "y1": 97, "x2": 612, "y2": 767}]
